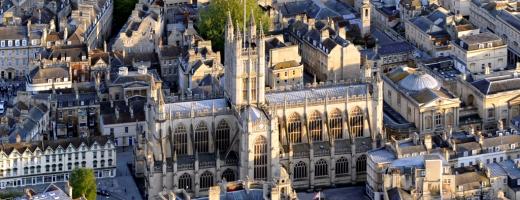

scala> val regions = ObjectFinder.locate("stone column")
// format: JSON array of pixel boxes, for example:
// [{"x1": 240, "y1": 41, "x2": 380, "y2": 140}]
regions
[
  {"x1": 309, "y1": 147, "x2": 315, "y2": 190},
  {"x1": 188, "y1": 121, "x2": 194, "y2": 155},
  {"x1": 302, "y1": 115, "x2": 309, "y2": 143},
  {"x1": 322, "y1": 113, "x2": 328, "y2": 141},
  {"x1": 194, "y1": 152, "x2": 200, "y2": 197},
  {"x1": 342, "y1": 112, "x2": 348, "y2": 140},
  {"x1": 330, "y1": 140, "x2": 336, "y2": 185},
  {"x1": 351, "y1": 139, "x2": 357, "y2": 183}
]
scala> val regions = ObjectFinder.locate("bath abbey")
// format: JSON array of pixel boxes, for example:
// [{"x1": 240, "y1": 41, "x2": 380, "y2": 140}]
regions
[{"x1": 136, "y1": 13, "x2": 384, "y2": 199}]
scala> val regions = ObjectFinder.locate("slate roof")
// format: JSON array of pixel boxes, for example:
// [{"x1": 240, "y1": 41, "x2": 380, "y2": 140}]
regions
[
  {"x1": 471, "y1": 75, "x2": 520, "y2": 95},
  {"x1": 28, "y1": 66, "x2": 70, "y2": 84},
  {"x1": 368, "y1": 148, "x2": 396, "y2": 164},
  {"x1": 265, "y1": 83, "x2": 368, "y2": 105},
  {"x1": 387, "y1": 188, "x2": 413, "y2": 200},
  {"x1": 164, "y1": 98, "x2": 230, "y2": 117},
  {"x1": 49, "y1": 45, "x2": 89, "y2": 62},
  {"x1": 455, "y1": 32, "x2": 504, "y2": 50},
  {"x1": 497, "y1": 10, "x2": 520, "y2": 32},
  {"x1": 486, "y1": 162, "x2": 508, "y2": 178},
  {"x1": 273, "y1": 60, "x2": 301, "y2": 70},
  {"x1": 100, "y1": 96, "x2": 146, "y2": 125},
  {"x1": 409, "y1": 89, "x2": 449, "y2": 104},
  {"x1": 378, "y1": 41, "x2": 414, "y2": 56},
  {"x1": 0, "y1": 136, "x2": 110, "y2": 155},
  {"x1": 410, "y1": 9, "x2": 451, "y2": 39},
  {"x1": 89, "y1": 49, "x2": 110, "y2": 66},
  {"x1": 482, "y1": 134, "x2": 520, "y2": 148},
  {"x1": 455, "y1": 171, "x2": 489, "y2": 188},
  {"x1": 159, "y1": 45, "x2": 183, "y2": 59},
  {"x1": 0, "y1": 26, "x2": 27, "y2": 40}
]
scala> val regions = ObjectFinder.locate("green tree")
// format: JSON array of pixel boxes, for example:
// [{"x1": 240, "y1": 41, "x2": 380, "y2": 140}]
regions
[
  {"x1": 70, "y1": 168, "x2": 97, "y2": 200},
  {"x1": 198, "y1": 0, "x2": 270, "y2": 53},
  {"x1": 113, "y1": 0, "x2": 138, "y2": 35}
]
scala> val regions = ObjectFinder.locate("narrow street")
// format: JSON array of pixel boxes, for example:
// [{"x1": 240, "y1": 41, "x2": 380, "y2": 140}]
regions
[{"x1": 97, "y1": 148, "x2": 142, "y2": 200}]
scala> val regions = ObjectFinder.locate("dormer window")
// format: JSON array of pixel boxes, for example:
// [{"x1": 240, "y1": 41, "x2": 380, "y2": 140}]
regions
[
  {"x1": 7, "y1": 40, "x2": 12, "y2": 47},
  {"x1": 1, "y1": 41, "x2": 4, "y2": 47},
  {"x1": 478, "y1": 43, "x2": 484, "y2": 49},
  {"x1": 22, "y1": 40, "x2": 27, "y2": 46},
  {"x1": 15, "y1": 40, "x2": 19, "y2": 46},
  {"x1": 487, "y1": 42, "x2": 493, "y2": 48}
]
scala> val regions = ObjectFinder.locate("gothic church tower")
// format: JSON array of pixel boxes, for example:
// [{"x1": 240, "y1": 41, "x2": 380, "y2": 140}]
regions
[
  {"x1": 224, "y1": 11, "x2": 281, "y2": 182},
  {"x1": 224, "y1": 11, "x2": 266, "y2": 109}
]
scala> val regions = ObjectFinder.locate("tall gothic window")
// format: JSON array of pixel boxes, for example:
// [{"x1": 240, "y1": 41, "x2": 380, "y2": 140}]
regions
[
  {"x1": 173, "y1": 124, "x2": 188, "y2": 155},
  {"x1": 242, "y1": 78, "x2": 248, "y2": 101},
  {"x1": 336, "y1": 157, "x2": 349, "y2": 175},
  {"x1": 222, "y1": 168, "x2": 235, "y2": 182},
  {"x1": 200, "y1": 171, "x2": 214, "y2": 189},
  {"x1": 194, "y1": 122, "x2": 209, "y2": 153},
  {"x1": 329, "y1": 109, "x2": 343, "y2": 139},
  {"x1": 356, "y1": 155, "x2": 367, "y2": 172},
  {"x1": 349, "y1": 107, "x2": 364, "y2": 138},
  {"x1": 309, "y1": 111, "x2": 323, "y2": 141},
  {"x1": 251, "y1": 77, "x2": 257, "y2": 102},
  {"x1": 178, "y1": 173, "x2": 192, "y2": 191},
  {"x1": 287, "y1": 113, "x2": 302, "y2": 143},
  {"x1": 215, "y1": 120, "x2": 230, "y2": 152},
  {"x1": 315, "y1": 159, "x2": 328, "y2": 177},
  {"x1": 293, "y1": 161, "x2": 307, "y2": 180},
  {"x1": 254, "y1": 136, "x2": 268, "y2": 180}
]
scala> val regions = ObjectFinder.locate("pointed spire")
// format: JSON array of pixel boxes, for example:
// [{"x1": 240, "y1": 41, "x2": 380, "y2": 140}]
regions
[
  {"x1": 258, "y1": 19, "x2": 264, "y2": 38},
  {"x1": 249, "y1": 10, "x2": 256, "y2": 28},
  {"x1": 235, "y1": 20, "x2": 242, "y2": 40},
  {"x1": 226, "y1": 11, "x2": 234, "y2": 32},
  {"x1": 249, "y1": 10, "x2": 256, "y2": 39}
]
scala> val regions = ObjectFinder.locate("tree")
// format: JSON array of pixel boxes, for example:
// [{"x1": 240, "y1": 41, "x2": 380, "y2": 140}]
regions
[
  {"x1": 198, "y1": 0, "x2": 270, "y2": 54},
  {"x1": 113, "y1": 0, "x2": 138, "y2": 35},
  {"x1": 70, "y1": 168, "x2": 97, "y2": 200}
]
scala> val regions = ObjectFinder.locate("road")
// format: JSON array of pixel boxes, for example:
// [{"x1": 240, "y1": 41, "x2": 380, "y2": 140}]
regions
[{"x1": 97, "y1": 148, "x2": 142, "y2": 200}]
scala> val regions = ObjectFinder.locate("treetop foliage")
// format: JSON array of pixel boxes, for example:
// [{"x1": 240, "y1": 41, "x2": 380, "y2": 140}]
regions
[
  {"x1": 198, "y1": 0, "x2": 270, "y2": 52},
  {"x1": 70, "y1": 168, "x2": 97, "y2": 200}
]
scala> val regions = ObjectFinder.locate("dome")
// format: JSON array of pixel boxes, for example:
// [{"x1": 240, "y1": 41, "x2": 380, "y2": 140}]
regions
[{"x1": 398, "y1": 71, "x2": 440, "y2": 91}]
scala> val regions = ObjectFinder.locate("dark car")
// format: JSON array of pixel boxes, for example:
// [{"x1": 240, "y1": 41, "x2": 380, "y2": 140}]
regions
[{"x1": 97, "y1": 189, "x2": 111, "y2": 196}]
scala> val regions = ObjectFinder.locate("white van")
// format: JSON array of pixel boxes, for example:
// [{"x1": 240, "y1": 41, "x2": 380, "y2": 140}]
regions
[{"x1": 0, "y1": 101, "x2": 5, "y2": 115}]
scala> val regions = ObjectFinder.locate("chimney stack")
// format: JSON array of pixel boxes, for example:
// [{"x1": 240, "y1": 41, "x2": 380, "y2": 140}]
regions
[{"x1": 115, "y1": 107, "x2": 119, "y2": 119}]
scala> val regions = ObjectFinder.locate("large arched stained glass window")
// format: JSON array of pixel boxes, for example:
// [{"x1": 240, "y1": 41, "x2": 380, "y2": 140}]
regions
[
  {"x1": 194, "y1": 122, "x2": 209, "y2": 153},
  {"x1": 254, "y1": 136, "x2": 268, "y2": 180}
]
